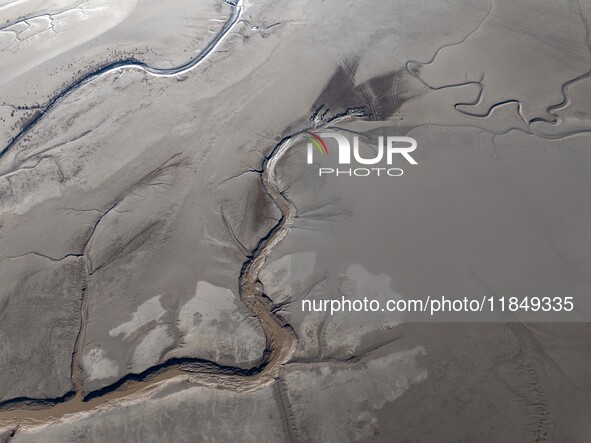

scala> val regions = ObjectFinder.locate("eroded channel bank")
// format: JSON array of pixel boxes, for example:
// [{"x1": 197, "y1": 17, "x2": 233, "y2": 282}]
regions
[
  {"x1": 0, "y1": 0, "x2": 369, "y2": 430},
  {"x1": 0, "y1": 102, "x2": 367, "y2": 429}
]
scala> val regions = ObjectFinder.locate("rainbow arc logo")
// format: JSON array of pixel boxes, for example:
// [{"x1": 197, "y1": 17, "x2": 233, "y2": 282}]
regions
[{"x1": 306, "y1": 132, "x2": 329, "y2": 155}]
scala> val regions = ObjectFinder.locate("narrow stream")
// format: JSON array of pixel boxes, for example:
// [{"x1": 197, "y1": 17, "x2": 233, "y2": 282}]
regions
[
  {"x1": 0, "y1": 0, "x2": 244, "y2": 160},
  {"x1": 0, "y1": 107, "x2": 368, "y2": 428},
  {"x1": 0, "y1": 0, "x2": 369, "y2": 430}
]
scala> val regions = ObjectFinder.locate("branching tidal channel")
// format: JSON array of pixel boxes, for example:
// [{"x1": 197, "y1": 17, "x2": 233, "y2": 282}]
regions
[{"x1": 0, "y1": 0, "x2": 371, "y2": 431}]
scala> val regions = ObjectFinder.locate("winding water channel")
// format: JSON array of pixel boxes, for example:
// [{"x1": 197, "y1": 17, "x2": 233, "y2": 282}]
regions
[{"x1": 0, "y1": 0, "x2": 368, "y2": 431}]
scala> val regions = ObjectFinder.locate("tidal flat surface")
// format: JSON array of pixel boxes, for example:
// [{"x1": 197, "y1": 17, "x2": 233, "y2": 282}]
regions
[{"x1": 1, "y1": 0, "x2": 591, "y2": 441}]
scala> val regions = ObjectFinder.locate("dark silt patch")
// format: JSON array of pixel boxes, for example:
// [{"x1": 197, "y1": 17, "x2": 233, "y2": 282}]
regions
[{"x1": 311, "y1": 58, "x2": 421, "y2": 120}]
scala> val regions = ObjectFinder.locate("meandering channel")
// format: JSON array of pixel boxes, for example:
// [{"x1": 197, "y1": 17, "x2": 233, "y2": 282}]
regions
[
  {"x1": 0, "y1": 103, "x2": 368, "y2": 429},
  {"x1": 0, "y1": 0, "x2": 369, "y2": 430},
  {"x1": 0, "y1": 0, "x2": 244, "y2": 160}
]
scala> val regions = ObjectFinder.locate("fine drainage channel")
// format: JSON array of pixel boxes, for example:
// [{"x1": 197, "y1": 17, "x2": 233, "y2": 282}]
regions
[
  {"x1": 0, "y1": 0, "x2": 370, "y2": 430},
  {"x1": 0, "y1": 106, "x2": 369, "y2": 429}
]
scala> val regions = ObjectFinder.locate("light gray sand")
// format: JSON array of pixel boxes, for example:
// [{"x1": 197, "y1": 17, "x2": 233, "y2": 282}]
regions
[{"x1": 2, "y1": 0, "x2": 591, "y2": 441}]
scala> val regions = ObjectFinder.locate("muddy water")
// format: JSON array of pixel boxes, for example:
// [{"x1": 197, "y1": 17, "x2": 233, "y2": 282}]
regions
[
  {"x1": 0, "y1": 133, "x2": 297, "y2": 428},
  {"x1": 0, "y1": 106, "x2": 370, "y2": 428},
  {"x1": 0, "y1": 3, "x2": 370, "y2": 423},
  {"x1": 0, "y1": 138, "x2": 296, "y2": 427}
]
